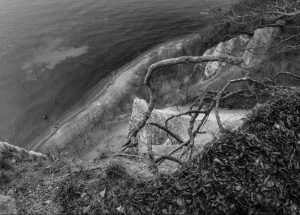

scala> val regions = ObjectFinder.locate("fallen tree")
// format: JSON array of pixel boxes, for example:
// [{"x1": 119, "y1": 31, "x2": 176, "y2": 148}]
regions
[
  {"x1": 121, "y1": 54, "x2": 250, "y2": 174},
  {"x1": 120, "y1": 53, "x2": 277, "y2": 174},
  {"x1": 56, "y1": 86, "x2": 300, "y2": 215},
  {"x1": 121, "y1": 40, "x2": 300, "y2": 174}
]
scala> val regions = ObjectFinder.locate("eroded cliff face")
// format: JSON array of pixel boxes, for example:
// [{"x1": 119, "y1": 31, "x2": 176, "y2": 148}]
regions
[
  {"x1": 0, "y1": 141, "x2": 45, "y2": 161},
  {"x1": 188, "y1": 26, "x2": 282, "y2": 97},
  {"x1": 129, "y1": 98, "x2": 247, "y2": 157},
  {"x1": 31, "y1": 23, "x2": 297, "y2": 159},
  {"x1": 243, "y1": 27, "x2": 281, "y2": 69},
  {"x1": 129, "y1": 98, "x2": 192, "y2": 155},
  {"x1": 32, "y1": 24, "x2": 236, "y2": 157},
  {"x1": 33, "y1": 35, "x2": 205, "y2": 157},
  {"x1": 194, "y1": 34, "x2": 251, "y2": 79}
]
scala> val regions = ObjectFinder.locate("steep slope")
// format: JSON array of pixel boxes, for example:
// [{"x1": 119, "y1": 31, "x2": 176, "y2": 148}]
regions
[{"x1": 1, "y1": 87, "x2": 299, "y2": 215}]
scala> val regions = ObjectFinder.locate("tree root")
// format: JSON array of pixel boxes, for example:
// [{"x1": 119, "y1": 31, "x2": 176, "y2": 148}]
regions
[{"x1": 120, "y1": 54, "x2": 278, "y2": 173}]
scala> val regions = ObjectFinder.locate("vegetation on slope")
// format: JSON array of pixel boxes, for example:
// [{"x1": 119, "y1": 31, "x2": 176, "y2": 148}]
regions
[
  {"x1": 1, "y1": 0, "x2": 300, "y2": 214},
  {"x1": 54, "y1": 88, "x2": 300, "y2": 214},
  {"x1": 1, "y1": 88, "x2": 299, "y2": 215}
]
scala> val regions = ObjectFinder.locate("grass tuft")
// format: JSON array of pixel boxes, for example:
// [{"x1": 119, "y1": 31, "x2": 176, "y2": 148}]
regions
[{"x1": 105, "y1": 162, "x2": 128, "y2": 180}]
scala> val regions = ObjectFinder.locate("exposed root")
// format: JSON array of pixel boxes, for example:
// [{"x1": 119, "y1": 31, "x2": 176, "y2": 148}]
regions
[
  {"x1": 121, "y1": 54, "x2": 280, "y2": 172},
  {"x1": 215, "y1": 77, "x2": 270, "y2": 132}
]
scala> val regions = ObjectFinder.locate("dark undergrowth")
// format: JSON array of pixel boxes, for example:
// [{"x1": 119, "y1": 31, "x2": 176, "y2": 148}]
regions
[
  {"x1": 54, "y1": 87, "x2": 300, "y2": 215},
  {"x1": 56, "y1": 161, "x2": 139, "y2": 215}
]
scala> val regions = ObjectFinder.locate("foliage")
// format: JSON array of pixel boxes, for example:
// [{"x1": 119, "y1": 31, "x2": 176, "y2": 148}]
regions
[
  {"x1": 56, "y1": 162, "x2": 137, "y2": 215},
  {"x1": 53, "y1": 88, "x2": 300, "y2": 215}
]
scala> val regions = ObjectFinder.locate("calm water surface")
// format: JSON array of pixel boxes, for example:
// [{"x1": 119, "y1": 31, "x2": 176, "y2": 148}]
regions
[{"x1": 0, "y1": 0, "x2": 231, "y2": 148}]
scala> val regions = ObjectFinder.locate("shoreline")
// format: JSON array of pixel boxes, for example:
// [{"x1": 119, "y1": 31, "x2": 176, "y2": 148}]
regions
[
  {"x1": 30, "y1": 34, "x2": 203, "y2": 151},
  {"x1": 31, "y1": 20, "x2": 254, "y2": 156}
]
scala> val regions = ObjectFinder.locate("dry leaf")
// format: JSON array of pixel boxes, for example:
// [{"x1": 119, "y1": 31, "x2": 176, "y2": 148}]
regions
[{"x1": 116, "y1": 206, "x2": 125, "y2": 213}]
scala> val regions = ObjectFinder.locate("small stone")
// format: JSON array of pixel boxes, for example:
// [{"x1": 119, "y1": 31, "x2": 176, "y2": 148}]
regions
[
  {"x1": 44, "y1": 200, "x2": 51, "y2": 205},
  {"x1": 235, "y1": 185, "x2": 242, "y2": 191},
  {"x1": 100, "y1": 189, "x2": 106, "y2": 198},
  {"x1": 83, "y1": 205, "x2": 91, "y2": 213},
  {"x1": 276, "y1": 20, "x2": 286, "y2": 26},
  {"x1": 116, "y1": 206, "x2": 125, "y2": 213},
  {"x1": 266, "y1": 181, "x2": 275, "y2": 188},
  {"x1": 176, "y1": 198, "x2": 184, "y2": 206}
]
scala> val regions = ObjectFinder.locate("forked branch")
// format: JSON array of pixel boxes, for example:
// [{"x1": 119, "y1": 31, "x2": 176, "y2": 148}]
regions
[
  {"x1": 215, "y1": 77, "x2": 270, "y2": 132},
  {"x1": 123, "y1": 54, "x2": 244, "y2": 150}
]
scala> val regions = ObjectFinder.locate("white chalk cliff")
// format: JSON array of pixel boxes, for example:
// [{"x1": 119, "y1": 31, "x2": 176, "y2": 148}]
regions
[
  {"x1": 30, "y1": 25, "x2": 282, "y2": 158},
  {"x1": 129, "y1": 98, "x2": 247, "y2": 156},
  {"x1": 0, "y1": 141, "x2": 45, "y2": 161}
]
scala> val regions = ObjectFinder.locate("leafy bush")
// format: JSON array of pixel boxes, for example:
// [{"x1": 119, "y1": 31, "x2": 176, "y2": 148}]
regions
[
  {"x1": 128, "y1": 88, "x2": 300, "y2": 215},
  {"x1": 54, "y1": 88, "x2": 300, "y2": 215}
]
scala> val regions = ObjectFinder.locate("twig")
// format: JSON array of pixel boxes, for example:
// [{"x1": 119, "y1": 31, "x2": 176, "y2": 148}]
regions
[
  {"x1": 123, "y1": 55, "x2": 245, "y2": 171},
  {"x1": 215, "y1": 77, "x2": 269, "y2": 132},
  {"x1": 165, "y1": 110, "x2": 206, "y2": 129},
  {"x1": 275, "y1": 72, "x2": 300, "y2": 80},
  {"x1": 156, "y1": 93, "x2": 215, "y2": 165},
  {"x1": 123, "y1": 55, "x2": 244, "y2": 150},
  {"x1": 187, "y1": 92, "x2": 209, "y2": 161},
  {"x1": 148, "y1": 122, "x2": 184, "y2": 143},
  {"x1": 221, "y1": 90, "x2": 245, "y2": 100},
  {"x1": 114, "y1": 153, "x2": 149, "y2": 161},
  {"x1": 154, "y1": 155, "x2": 183, "y2": 165}
]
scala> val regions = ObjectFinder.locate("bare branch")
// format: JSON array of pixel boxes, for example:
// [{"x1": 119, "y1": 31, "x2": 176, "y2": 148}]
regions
[
  {"x1": 123, "y1": 55, "x2": 244, "y2": 150},
  {"x1": 224, "y1": 0, "x2": 300, "y2": 30},
  {"x1": 114, "y1": 153, "x2": 148, "y2": 160},
  {"x1": 165, "y1": 110, "x2": 206, "y2": 129},
  {"x1": 215, "y1": 77, "x2": 270, "y2": 132},
  {"x1": 148, "y1": 122, "x2": 184, "y2": 143},
  {"x1": 155, "y1": 140, "x2": 190, "y2": 164},
  {"x1": 156, "y1": 93, "x2": 215, "y2": 165},
  {"x1": 221, "y1": 90, "x2": 245, "y2": 100},
  {"x1": 275, "y1": 72, "x2": 300, "y2": 80},
  {"x1": 154, "y1": 155, "x2": 183, "y2": 165},
  {"x1": 147, "y1": 136, "x2": 158, "y2": 175},
  {"x1": 145, "y1": 55, "x2": 244, "y2": 85}
]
